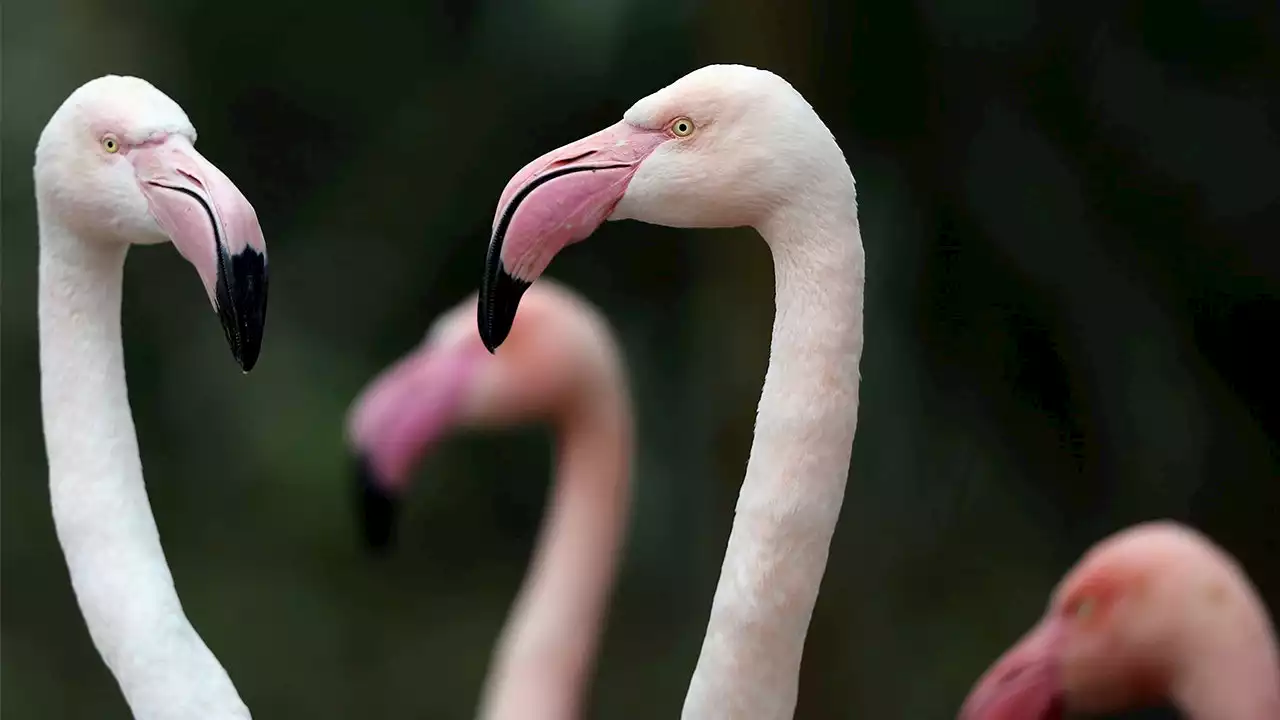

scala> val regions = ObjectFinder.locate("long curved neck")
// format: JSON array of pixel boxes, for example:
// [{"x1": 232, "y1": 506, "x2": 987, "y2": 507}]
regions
[
  {"x1": 37, "y1": 216, "x2": 249, "y2": 720},
  {"x1": 682, "y1": 174, "x2": 865, "y2": 720},
  {"x1": 477, "y1": 384, "x2": 633, "y2": 720},
  {"x1": 1174, "y1": 603, "x2": 1280, "y2": 720}
]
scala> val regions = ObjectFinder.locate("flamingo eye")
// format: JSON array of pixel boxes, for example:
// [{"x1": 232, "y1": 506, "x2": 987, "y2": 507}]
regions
[
  {"x1": 1070, "y1": 596, "x2": 1096, "y2": 620},
  {"x1": 101, "y1": 135, "x2": 120, "y2": 153},
  {"x1": 670, "y1": 117, "x2": 695, "y2": 137}
]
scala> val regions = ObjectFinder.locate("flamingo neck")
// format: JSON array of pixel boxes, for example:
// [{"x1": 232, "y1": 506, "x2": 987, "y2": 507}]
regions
[
  {"x1": 1172, "y1": 600, "x2": 1280, "y2": 720},
  {"x1": 37, "y1": 215, "x2": 249, "y2": 720},
  {"x1": 682, "y1": 171, "x2": 865, "y2": 720},
  {"x1": 478, "y1": 380, "x2": 633, "y2": 720}
]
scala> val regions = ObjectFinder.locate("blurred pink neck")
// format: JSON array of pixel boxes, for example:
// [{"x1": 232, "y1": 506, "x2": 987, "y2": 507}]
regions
[
  {"x1": 37, "y1": 217, "x2": 248, "y2": 718},
  {"x1": 477, "y1": 382, "x2": 633, "y2": 720},
  {"x1": 682, "y1": 175, "x2": 865, "y2": 720},
  {"x1": 1173, "y1": 603, "x2": 1280, "y2": 720}
]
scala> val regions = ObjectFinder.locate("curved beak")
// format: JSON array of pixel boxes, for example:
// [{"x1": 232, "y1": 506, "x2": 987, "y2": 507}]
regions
[
  {"x1": 478, "y1": 121, "x2": 666, "y2": 353},
  {"x1": 133, "y1": 136, "x2": 268, "y2": 372},
  {"x1": 344, "y1": 335, "x2": 487, "y2": 552},
  {"x1": 959, "y1": 617, "x2": 1067, "y2": 720}
]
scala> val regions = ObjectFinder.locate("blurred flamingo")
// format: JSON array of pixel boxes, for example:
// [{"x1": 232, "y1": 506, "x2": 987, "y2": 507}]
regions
[
  {"x1": 960, "y1": 520, "x2": 1280, "y2": 720},
  {"x1": 35, "y1": 76, "x2": 268, "y2": 718},
  {"x1": 346, "y1": 281, "x2": 633, "y2": 720},
  {"x1": 476, "y1": 64, "x2": 864, "y2": 720}
]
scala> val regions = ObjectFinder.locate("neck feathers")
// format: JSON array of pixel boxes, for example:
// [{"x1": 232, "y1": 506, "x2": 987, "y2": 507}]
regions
[
  {"x1": 682, "y1": 175, "x2": 864, "y2": 720},
  {"x1": 479, "y1": 384, "x2": 633, "y2": 720},
  {"x1": 38, "y1": 218, "x2": 249, "y2": 719},
  {"x1": 1175, "y1": 593, "x2": 1280, "y2": 720}
]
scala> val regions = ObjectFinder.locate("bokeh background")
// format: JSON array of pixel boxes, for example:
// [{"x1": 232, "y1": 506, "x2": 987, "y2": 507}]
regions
[{"x1": 3, "y1": 0, "x2": 1278, "y2": 717}]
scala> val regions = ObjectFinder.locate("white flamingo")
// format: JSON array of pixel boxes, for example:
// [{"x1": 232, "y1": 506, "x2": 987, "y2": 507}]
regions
[
  {"x1": 35, "y1": 75, "x2": 268, "y2": 719},
  {"x1": 346, "y1": 280, "x2": 632, "y2": 720},
  {"x1": 477, "y1": 64, "x2": 864, "y2": 720}
]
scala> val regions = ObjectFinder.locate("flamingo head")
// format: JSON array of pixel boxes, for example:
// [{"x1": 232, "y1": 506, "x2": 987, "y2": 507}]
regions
[
  {"x1": 959, "y1": 521, "x2": 1276, "y2": 719},
  {"x1": 345, "y1": 281, "x2": 623, "y2": 551},
  {"x1": 478, "y1": 63, "x2": 851, "y2": 352},
  {"x1": 35, "y1": 75, "x2": 268, "y2": 371}
]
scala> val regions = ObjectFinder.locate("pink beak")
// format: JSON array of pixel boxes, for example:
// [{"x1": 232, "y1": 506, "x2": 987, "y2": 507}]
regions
[
  {"x1": 959, "y1": 617, "x2": 1067, "y2": 720},
  {"x1": 132, "y1": 135, "x2": 268, "y2": 371},
  {"x1": 345, "y1": 333, "x2": 489, "y2": 550},
  {"x1": 478, "y1": 120, "x2": 668, "y2": 352}
]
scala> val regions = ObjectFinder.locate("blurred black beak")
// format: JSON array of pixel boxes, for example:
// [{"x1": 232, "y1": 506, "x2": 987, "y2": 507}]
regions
[
  {"x1": 214, "y1": 245, "x2": 269, "y2": 372},
  {"x1": 353, "y1": 454, "x2": 398, "y2": 554}
]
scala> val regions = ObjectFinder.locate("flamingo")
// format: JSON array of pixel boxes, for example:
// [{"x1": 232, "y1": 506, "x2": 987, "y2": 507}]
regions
[
  {"x1": 346, "y1": 281, "x2": 633, "y2": 720},
  {"x1": 35, "y1": 75, "x2": 268, "y2": 719},
  {"x1": 476, "y1": 64, "x2": 864, "y2": 720},
  {"x1": 959, "y1": 520, "x2": 1280, "y2": 720}
]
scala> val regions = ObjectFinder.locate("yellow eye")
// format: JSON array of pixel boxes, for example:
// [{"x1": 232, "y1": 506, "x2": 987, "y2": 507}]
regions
[
  {"x1": 102, "y1": 135, "x2": 120, "y2": 153},
  {"x1": 1072, "y1": 597, "x2": 1095, "y2": 620},
  {"x1": 671, "y1": 117, "x2": 695, "y2": 137}
]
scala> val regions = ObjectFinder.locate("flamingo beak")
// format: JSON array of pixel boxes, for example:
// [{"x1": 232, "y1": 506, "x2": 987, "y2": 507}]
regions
[
  {"x1": 959, "y1": 616, "x2": 1068, "y2": 720},
  {"x1": 344, "y1": 336, "x2": 488, "y2": 552},
  {"x1": 478, "y1": 121, "x2": 667, "y2": 353},
  {"x1": 353, "y1": 454, "x2": 398, "y2": 553},
  {"x1": 132, "y1": 135, "x2": 268, "y2": 372}
]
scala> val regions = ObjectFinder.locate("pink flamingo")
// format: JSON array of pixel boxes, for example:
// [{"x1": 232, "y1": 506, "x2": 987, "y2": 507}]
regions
[
  {"x1": 476, "y1": 64, "x2": 864, "y2": 720},
  {"x1": 346, "y1": 281, "x2": 633, "y2": 720},
  {"x1": 960, "y1": 521, "x2": 1280, "y2": 720},
  {"x1": 35, "y1": 76, "x2": 267, "y2": 717}
]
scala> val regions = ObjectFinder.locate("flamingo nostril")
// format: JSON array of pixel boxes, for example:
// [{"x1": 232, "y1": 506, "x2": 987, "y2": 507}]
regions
[
  {"x1": 998, "y1": 664, "x2": 1025, "y2": 684},
  {"x1": 548, "y1": 149, "x2": 597, "y2": 167},
  {"x1": 176, "y1": 168, "x2": 206, "y2": 191}
]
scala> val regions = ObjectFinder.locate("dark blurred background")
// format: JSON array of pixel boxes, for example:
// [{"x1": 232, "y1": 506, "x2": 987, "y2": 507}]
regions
[{"x1": 3, "y1": 0, "x2": 1278, "y2": 717}]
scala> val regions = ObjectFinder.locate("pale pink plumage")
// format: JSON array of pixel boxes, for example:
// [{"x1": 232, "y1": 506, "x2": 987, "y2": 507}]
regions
[
  {"x1": 960, "y1": 520, "x2": 1280, "y2": 720},
  {"x1": 35, "y1": 75, "x2": 265, "y2": 718},
  {"x1": 346, "y1": 281, "x2": 633, "y2": 720},
  {"x1": 478, "y1": 64, "x2": 864, "y2": 719}
]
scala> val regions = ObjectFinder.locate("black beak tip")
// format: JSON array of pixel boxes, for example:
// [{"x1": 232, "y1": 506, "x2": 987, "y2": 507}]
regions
[
  {"x1": 233, "y1": 337, "x2": 262, "y2": 373},
  {"x1": 215, "y1": 246, "x2": 269, "y2": 373},
  {"x1": 477, "y1": 304, "x2": 500, "y2": 356},
  {"x1": 353, "y1": 454, "x2": 398, "y2": 554},
  {"x1": 477, "y1": 264, "x2": 532, "y2": 355}
]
